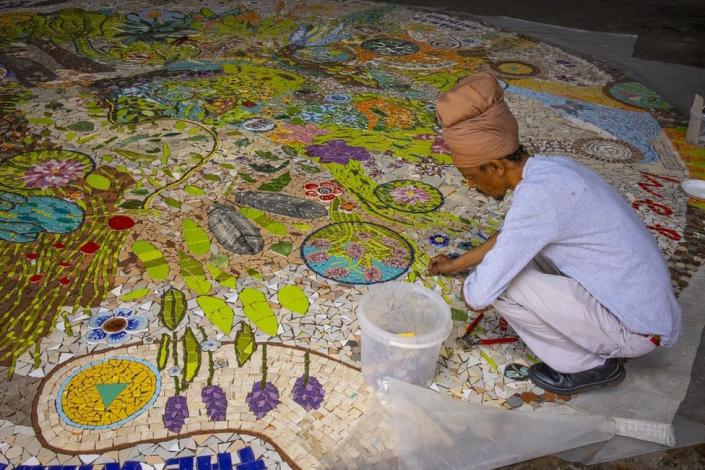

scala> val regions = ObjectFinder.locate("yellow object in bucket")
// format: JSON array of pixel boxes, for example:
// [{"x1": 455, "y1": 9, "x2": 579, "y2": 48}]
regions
[{"x1": 398, "y1": 332, "x2": 416, "y2": 337}]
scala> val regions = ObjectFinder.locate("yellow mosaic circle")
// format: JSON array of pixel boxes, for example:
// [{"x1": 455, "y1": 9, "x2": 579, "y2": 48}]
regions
[
  {"x1": 493, "y1": 61, "x2": 539, "y2": 77},
  {"x1": 57, "y1": 357, "x2": 160, "y2": 429}
]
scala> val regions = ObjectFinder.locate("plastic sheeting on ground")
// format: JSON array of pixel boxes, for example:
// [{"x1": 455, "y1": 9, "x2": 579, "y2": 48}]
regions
[{"x1": 321, "y1": 378, "x2": 615, "y2": 469}]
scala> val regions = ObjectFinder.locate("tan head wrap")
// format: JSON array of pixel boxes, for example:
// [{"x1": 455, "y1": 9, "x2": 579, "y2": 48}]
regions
[{"x1": 436, "y1": 72, "x2": 519, "y2": 169}]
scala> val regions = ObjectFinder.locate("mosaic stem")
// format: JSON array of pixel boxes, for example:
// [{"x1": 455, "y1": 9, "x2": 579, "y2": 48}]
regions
[{"x1": 261, "y1": 344, "x2": 268, "y2": 389}]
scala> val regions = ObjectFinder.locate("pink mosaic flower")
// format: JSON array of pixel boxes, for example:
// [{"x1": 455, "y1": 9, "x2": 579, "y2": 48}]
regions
[
  {"x1": 272, "y1": 123, "x2": 328, "y2": 144},
  {"x1": 325, "y1": 267, "x2": 349, "y2": 278},
  {"x1": 389, "y1": 185, "x2": 431, "y2": 205},
  {"x1": 356, "y1": 232, "x2": 373, "y2": 241},
  {"x1": 363, "y1": 266, "x2": 382, "y2": 282},
  {"x1": 384, "y1": 256, "x2": 408, "y2": 269},
  {"x1": 346, "y1": 243, "x2": 365, "y2": 260},
  {"x1": 310, "y1": 238, "x2": 331, "y2": 250},
  {"x1": 304, "y1": 181, "x2": 343, "y2": 202},
  {"x1": 431, "y1": 136, "x2": 451, "y2": 154},
  {"x1": 305, "y1": 251, "x2": 330, "y2": 263},
  {"x1": 22, "y1": 159, "x2": 86, "y2": 188}
]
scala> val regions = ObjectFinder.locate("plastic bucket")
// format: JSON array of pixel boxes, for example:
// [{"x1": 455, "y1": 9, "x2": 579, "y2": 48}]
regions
[{"x1": 358, "y1": 282, "x2": 452, "y2": 388}]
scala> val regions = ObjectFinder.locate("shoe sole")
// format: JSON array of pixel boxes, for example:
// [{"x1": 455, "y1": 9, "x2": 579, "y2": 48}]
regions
[{"x1": 528, "y1": 364, "x2": 626, "y2": 395}]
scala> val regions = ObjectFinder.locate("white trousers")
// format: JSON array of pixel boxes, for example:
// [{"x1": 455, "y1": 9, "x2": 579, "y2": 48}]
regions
[{"x1": 492, "y1": 257, "x2": 657, "y2": 373}]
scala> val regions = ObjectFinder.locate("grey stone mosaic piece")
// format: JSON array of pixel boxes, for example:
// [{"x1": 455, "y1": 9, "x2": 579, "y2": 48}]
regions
[
  {"x1": 207, "y1": 204, "x2": 264, "y2": 255},
  {"x1": 234, "y1": 191, "x2": 328, "y2": 219}
]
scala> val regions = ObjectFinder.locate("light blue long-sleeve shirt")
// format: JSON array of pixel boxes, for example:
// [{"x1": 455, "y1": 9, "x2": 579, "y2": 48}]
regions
[{"x1": 463, "y1": 156, "x2": 682, "y2": 347}]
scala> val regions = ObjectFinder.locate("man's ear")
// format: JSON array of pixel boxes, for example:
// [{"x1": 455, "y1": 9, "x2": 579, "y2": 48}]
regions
[{"x1": 486, "y1": 159, "x2": 505, "y2": 175}]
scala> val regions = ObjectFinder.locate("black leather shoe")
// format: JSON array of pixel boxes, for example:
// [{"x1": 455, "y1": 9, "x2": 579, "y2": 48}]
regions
[{"x1": 528, "y1": 359, "x2": 626, "y2": 395}]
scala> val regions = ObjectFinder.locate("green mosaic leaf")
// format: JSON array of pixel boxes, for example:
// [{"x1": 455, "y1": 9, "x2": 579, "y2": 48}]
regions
[
  {"x1": 119, "y1": 287, "x2": 150, "y2": 301},
  {"x1": 293, "y1": 222, "x2": 312, "y2": 232},
  {"x1": 239, "y1": 207, "x2": 287, "y2": 236},
  {"x1": 133, "y1": 240, "x2": 169, "y2": 281},
  {"x1": 159, "y1": 288, "x2": 187, "y2": 331},
  {"x1": 163, "y1": 197, "x2": 182, "y2": 208},
  {"x1": 278, "y1": 285, "x2": 309, "y2": 315},
  {"x1": 86, "y1": 173, "x2": 111, "y2": 190},
  {"x1": 196, "y1": 295, "x2": 234, "y2": 335},
  {"x1": 451, "y1": 308, "x2": 467, "y2": 322},
  {"x1": 246, "y1": 268, "x2": 264, "y2": 281},
  {"x1": 179, "y1": 251, "x2": 212, "y2": 295},
  {"x1": 182, "y1": 327, "x2": 202, "y2": 382},
  {"x1": 67, "y1": 120, "x2": 95, "y2": 132},
  {"x1": 234, "y1": 322, "x2": 257, "y2": 367},
  {"x1": 239, "y1": 288, "x2": 278, "y2": 336},
  {"x1": 270, "y1": 241, "x2": 292, "y2": 257},
  {"x1": 206, "y1": 263, "x2": 237, "y2": 288},
  {"x1": 161, "y1": 143, "x2": 170, "y2": 165},
  {"x1": 182, "y1": 218, "x2": 211, "y2": 255},
  {"x1": 257, "y1": 172, "x2": 291, "y2": 192},
  {"x1": 239, "y1": 173, "x2": 257, "y2": 183},
  {"x1": 185, "y1": 185, "x2": 205, "y2": 196},
  {"x1": 157, "y1": 334, "x2": 170, "y2": 370},
  {"x1": 250, "y1": 161, "x2": 288, "y2": 173}
]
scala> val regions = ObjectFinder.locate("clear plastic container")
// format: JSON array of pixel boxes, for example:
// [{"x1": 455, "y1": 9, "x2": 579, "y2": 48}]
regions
[{"x1": 358, "y1": 282, "x2": 452, "y2": 388}]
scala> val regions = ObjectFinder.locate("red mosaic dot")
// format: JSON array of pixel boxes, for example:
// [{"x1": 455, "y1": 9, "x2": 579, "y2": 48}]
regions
[
  {"x1": 30, "y1": 274, "x2": 42, "y2": 283},
  {"x1": 242, "y1": 100, "x2": 257, "y2": 108},
  {"x1": 59, "y1": 277, "x2": 70, "y2": 286},
  {"x1": 60, "y1": 261, "x2": 71, "y2": 268},
  {"x1": 26, "y1": 253, "x2": 38, "y2": 260},
  {"x1": 53, "y1": 242, "x2": 65, "y2": 249},
  {"x1": 80, "y1": 241, "x2": 100, "y2": 254},
  {"x1": 108, "y1": 215, "x2": 135, "y2": 231}
]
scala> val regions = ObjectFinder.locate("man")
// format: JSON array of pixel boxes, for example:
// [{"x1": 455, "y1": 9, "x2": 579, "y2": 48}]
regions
[{"x1": 428, "y1": 72, "x2": 681, "y2": 394}]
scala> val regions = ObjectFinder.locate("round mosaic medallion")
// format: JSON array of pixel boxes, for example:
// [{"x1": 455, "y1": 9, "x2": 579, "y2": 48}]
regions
[
  {"x1": 56, "y1": 357, "x2": 161, "y2": 430},
  {"x1": 291, "y1": 45, "x2": 355, "y2": 64},
  {"x1": 300, "y1": 221, "x2": 414, "y2": 284},
  {"x1": 572, "y1": 138, "x2": 643, "y2": 164},
  {"x1": 242, "y1": 118, "x2": 276, "y2": 132},
  {"x1": 374, "y1": 179, "x2": 444, "y2": 213},
  {"x1": 490, "y1": 60, "x2": 540, "y2": 77},
  {"x1": 605, "y1": 81, "x2": 672, "y2": 111},
  {"x1": 429, "y1": 37, "x2": 461, "y2": 49},
  {"x1": 325, "y1": 93, "x2": 352, "y2": 104},
  {"x1": 361, "y1": 38, "x2": 419, "y2": 56}
]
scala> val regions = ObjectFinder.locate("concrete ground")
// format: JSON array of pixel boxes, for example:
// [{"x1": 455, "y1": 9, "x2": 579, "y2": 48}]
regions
[{"x1": 368, "y1": 1, "x2": 705, "y2": 467}]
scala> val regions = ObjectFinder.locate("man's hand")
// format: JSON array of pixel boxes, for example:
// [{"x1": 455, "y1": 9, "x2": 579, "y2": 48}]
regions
[{"x1": 428, "y1": 254, "x2": 463, "y2": 275}]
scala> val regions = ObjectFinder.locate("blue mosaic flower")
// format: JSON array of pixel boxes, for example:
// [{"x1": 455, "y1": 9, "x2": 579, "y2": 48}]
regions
[
  {"x1": 84, "y1": 308, "x2": 148, "y2": 345},
  {"x1": 429, "y1": 233, "x2": 450, "y2": 247}
]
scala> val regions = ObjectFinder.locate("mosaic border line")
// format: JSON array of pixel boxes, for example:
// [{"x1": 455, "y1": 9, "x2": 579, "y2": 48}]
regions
[{"x1": 32, "y1": 341, "x2": 362, "y2": 470}]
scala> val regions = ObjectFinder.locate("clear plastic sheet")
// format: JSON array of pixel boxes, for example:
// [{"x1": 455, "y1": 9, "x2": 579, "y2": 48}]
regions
[{"x1": 321, "y1": 378, "x2": 615, "y2": 469}]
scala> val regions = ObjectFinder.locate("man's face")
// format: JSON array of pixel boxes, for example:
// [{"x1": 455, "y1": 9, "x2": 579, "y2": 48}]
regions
[{"x1": 458, "y1": 162, "x2": 510, "y2": 201}]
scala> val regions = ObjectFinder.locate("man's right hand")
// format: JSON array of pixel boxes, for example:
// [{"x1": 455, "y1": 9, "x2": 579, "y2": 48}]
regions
[{"x1": 428, "y1": 254, "x2": 462, "y2": 275}]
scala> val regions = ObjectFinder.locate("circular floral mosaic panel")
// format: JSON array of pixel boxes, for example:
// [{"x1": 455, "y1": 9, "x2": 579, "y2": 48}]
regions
[
  {"x1": 300, "y1": 221, "x2": 414, "y2": 284},
  {"x1": 605, "y1": 81, "x2": 672, "y2": 111},
  {"x1": 374, "y1": 179, "x2": 444, "y2": 213},
  {"x1": 56, "y1": 357, "x2": 161, "y2": 430}
]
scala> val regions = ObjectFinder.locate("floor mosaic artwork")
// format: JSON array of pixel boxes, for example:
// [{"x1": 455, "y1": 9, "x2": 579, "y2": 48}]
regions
[{"x1": 0, "y1": 0, "x2": 704, "y2": 468}]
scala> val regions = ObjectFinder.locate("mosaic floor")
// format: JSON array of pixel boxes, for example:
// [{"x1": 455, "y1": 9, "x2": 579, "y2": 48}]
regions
[{"x1": 1, "y1": 0, "x2": 705, "y2": 468}]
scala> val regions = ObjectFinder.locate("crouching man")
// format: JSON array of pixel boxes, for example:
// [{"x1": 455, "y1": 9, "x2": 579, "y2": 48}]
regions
[{"x1": 428, "y1": 72, "x2": 681, "y2": 394}]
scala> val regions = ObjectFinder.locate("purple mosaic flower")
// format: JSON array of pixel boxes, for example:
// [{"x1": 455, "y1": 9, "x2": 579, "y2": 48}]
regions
[
  {"x1": 292, "y1": 376, "x2": 325, "y2": 411},
  {"x1": 346, "y1": 242, "x2": 365, "y2": 260},
  {"x1": 292, "y1": 352, "x2": 325, "y2": 411},
  {"x1": 201, "y1": 385, "x2": 227, "y2": 421},
  {"x1": 391, "y1": 246, "x2": 408, "y2": 258},
  {"x1": 246, "y1": 381, "x2": 280, "y2": 419},
  {"x1": 364, "y1": 266, "x2": 382, "y2": 282},
  {"x1": 23, "y1": 159, "x2": 86, "y2": 188},
  {"x1": 163, "y1": 395, "x2": 188, "y2": 433},
  {"x1": 305, "y1": 139, "x2": 370, "y2": 165},
  {"x1": 246, "y1": 345, "x2": 280, "y2": 419}
]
